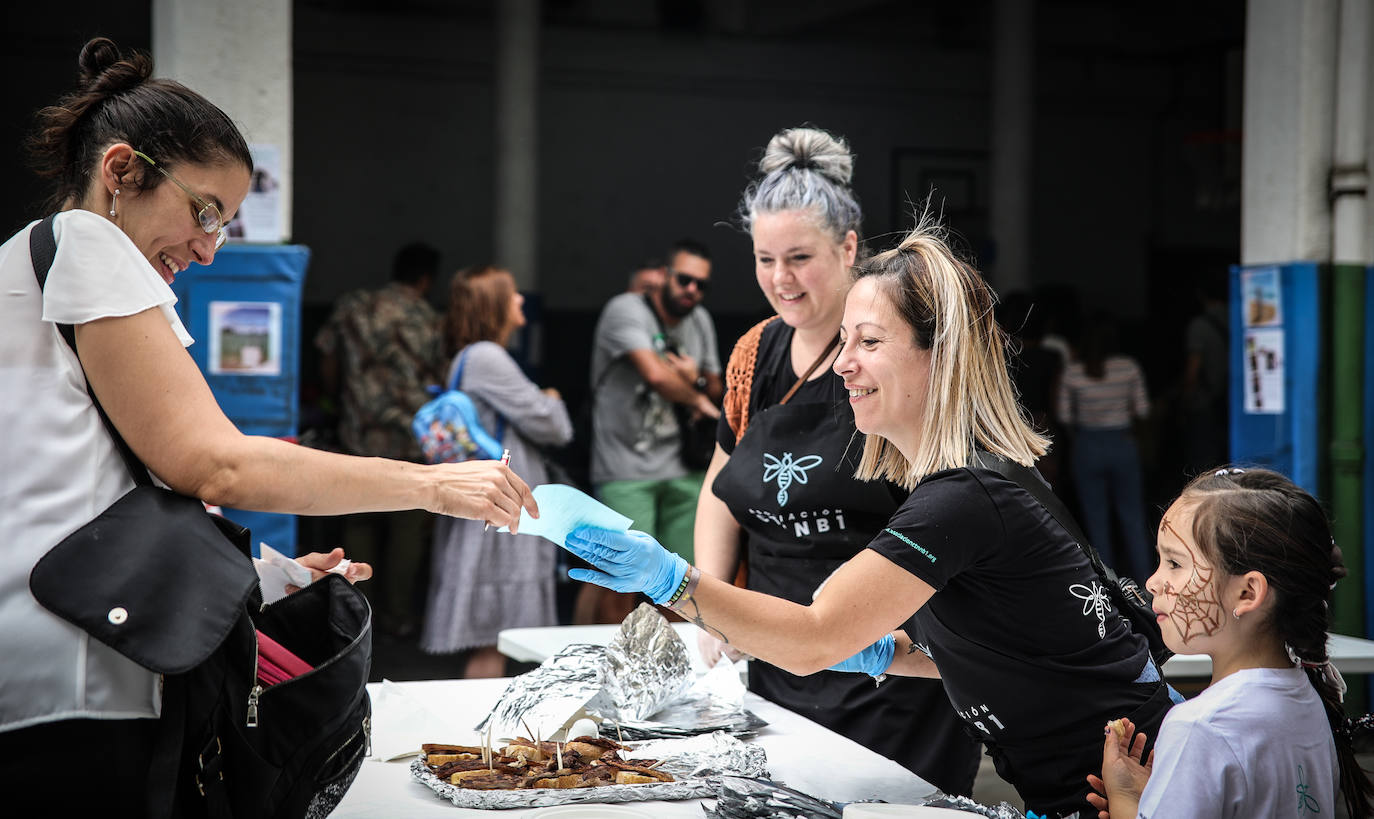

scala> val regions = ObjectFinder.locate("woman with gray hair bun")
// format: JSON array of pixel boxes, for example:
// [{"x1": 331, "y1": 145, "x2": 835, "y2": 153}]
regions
[{"x1": 690, "y1": 126, "x2": 981, "y2": 795}]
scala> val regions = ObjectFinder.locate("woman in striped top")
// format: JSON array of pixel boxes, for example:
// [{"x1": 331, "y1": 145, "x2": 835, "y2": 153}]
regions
[{"x1": 1056, "y1": 313, "x2": 1152, "y2": 579}]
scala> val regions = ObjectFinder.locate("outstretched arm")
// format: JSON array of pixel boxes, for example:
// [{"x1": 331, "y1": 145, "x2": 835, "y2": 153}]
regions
[
  {"x1": 566, "y1": 527, "x2": 933, "y2": 676},
  {"x1": 76, "y1": 309, "x2": 537, "y2": 528}
]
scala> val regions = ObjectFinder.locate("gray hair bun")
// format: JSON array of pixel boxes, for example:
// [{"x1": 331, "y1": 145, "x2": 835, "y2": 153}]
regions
[
  {"x1": 759, "y1": 127, "x2": 854, "y2": 186},
  {"x1": 740, "y1": 126, "x2": 862, "y2": 241}
]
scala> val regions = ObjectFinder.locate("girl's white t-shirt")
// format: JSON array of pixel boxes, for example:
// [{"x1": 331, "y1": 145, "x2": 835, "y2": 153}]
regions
[
  {"x1": 0, "y1": 209, "x2": 192, "y2": 732},
  {"x1": 1136, "y1": 666, "x2": 1338, "y2": 818}
]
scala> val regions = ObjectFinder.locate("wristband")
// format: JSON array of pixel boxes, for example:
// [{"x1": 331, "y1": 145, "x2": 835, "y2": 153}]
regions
[{"x1": 666, "y1": 566, "x2": 701, "y2": 610}]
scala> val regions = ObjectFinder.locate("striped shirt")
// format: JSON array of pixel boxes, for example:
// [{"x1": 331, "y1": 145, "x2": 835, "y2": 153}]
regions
[{"x1": 1056, "y1": 356, "x2": 1150, "y2": 430}]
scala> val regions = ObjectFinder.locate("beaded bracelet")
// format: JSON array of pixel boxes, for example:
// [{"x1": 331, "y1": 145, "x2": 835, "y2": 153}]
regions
[{"x1": 666, "y1": 566, "x2": 701, "y2": 610}]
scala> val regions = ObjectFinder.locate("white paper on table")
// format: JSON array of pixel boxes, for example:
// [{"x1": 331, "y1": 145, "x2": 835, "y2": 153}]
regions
[
  {"x1": 498, "y1": 483, "x2": 632, "y2": 545},
  {"x1": 687, "y1": 653, "x2": 748, "y2": 707},
  {"x1": 368, "y1": 679, "x2": 476, "y2": 761}
]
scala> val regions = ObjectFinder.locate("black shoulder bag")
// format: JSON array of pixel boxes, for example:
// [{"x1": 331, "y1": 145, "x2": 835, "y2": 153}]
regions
[
  {"x1": 643, "y1": 294, "x2": 717, "y2": 471},
  {"x1": 26, "y1": 214, "x2": 372, "y2": 819},
  {"x1": 973, "y1": 450, "x2": 1173, "y2": 667}
]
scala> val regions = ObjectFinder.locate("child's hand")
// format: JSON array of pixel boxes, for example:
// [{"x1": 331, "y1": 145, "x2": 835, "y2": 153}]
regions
[{"x1": 1086, "y1": 717, "x2": 1153, "y2": 819}]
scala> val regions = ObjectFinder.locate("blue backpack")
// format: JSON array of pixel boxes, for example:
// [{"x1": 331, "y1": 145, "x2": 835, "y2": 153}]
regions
[{"x1": 412, "y1": 346, "x2": 506, "y2": 464}]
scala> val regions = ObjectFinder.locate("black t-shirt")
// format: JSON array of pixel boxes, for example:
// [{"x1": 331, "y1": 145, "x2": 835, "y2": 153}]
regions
[
  {"x1": 717, "y1": 320, "x2": 891, "y2": 476},
  {"x1": 869, "y1": 466, "x2": 1154, "y2": 748}
]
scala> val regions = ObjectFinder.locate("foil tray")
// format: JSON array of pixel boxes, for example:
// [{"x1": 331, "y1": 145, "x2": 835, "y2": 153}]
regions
[{"x1": 411, "y1": 732, "x2": 768, "y2": 810}]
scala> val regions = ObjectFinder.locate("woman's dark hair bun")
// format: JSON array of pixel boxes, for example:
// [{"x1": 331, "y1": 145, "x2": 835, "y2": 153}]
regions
[{"x1": 77, "y1": 37, "x2": 152, "y2": 96}]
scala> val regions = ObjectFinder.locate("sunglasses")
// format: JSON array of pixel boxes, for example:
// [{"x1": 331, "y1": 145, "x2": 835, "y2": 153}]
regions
[
  {"x1": 673, "y1": 272, "x2": 710, "y2": 293},
  {"x1": 131, "y1": 149, "x2": 228, "y2": 250}
]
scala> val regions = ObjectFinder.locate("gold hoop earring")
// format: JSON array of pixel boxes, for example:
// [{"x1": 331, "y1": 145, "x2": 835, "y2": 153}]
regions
[{"x1": 109, "y1": 188, "x2": 120, "y2": 218}]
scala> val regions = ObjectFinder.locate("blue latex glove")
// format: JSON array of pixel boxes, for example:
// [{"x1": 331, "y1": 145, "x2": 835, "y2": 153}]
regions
[
  {"x1": 827, "y1": 633, "x2": 895, "y2": 678},
  {"x1": 564, "y1": 526, "x2": 689, "y2": 605}
]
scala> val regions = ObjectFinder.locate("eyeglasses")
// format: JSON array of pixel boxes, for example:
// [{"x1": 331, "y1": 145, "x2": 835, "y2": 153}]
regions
[
  {"x1": 673, "y1": 272, "x2": 710, "y2": 293},
  {"x1": 131, "y1": 149, "x2": 228, "y2": 250}
]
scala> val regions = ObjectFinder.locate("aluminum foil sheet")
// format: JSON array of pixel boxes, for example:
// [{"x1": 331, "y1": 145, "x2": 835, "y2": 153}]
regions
[
  {"x1": 705, "y1": 776, "x2": 843, "y2": 818},
  {"x1": 616, "y1": 690, "x2": 770, "y2": 740},
  {"x1": 625, "y1": 731, "x2": 767, "y2": 779},
  {"x1": 410, "y1": 733, "x2": 768, "y2": 810},
  {"x1": 603, "y1": 603, "x2": 694, "y2": 720},
  {"x1": 705, "y1": 777, "x2": 1027, "y2": 819},
  {"x1": 475, "y1": 643, "x2": 619, "y2": 741}
]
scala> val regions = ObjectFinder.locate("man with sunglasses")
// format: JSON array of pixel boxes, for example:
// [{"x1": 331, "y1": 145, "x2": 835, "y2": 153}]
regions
[{"x1": 578, "y1": 239, "x2": 723, "y2": 624}]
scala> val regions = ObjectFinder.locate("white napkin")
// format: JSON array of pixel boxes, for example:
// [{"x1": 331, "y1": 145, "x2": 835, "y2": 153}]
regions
[
  {"x1": 255, "y1": 542, "x2": 353, "y2": 604},
  {"x1": 255, "y1": 542, "x2": 312, "y2": 604},
  {"x1": 368, "y1": 679, "x2": 477, "y2": 762}
]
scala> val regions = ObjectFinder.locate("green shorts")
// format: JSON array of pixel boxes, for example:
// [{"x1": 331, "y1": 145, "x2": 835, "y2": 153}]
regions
[{"x1": 596, "y1": 474, "x2": 705, "y2": 564}]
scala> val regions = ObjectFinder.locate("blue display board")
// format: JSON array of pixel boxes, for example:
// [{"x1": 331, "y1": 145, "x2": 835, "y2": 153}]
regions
[
  {"x1": 171, "y1": 245, "x2": 309, "y2": 555},
  {"x1": 1227, "y1": 263, "x2": 1322, "y2": 494}
]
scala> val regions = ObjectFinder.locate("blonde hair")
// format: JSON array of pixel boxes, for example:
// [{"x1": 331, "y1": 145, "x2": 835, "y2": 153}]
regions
[{"x1": 853, "y1": 214, "x2": 1049, "y2": 489}]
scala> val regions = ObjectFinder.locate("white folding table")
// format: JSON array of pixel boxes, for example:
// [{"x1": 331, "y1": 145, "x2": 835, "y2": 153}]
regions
[{"x1": 331, "y1": 676, "x2": 937, "y2": 817}]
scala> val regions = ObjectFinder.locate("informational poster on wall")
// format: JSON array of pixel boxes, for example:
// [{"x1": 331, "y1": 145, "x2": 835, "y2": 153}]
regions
[
  {"x1": 1243, "y1": 327, "x2": 1284, "y2": 413},
  {"x1": 208, "y1": 301, "x2": 282, "y2": 376},
  {"x1": 1241, "y1": 267, "x2": 1283, "y2": 327},
  {"x1": 226, "y1": 143, "x2": 283, "y2": 243}
]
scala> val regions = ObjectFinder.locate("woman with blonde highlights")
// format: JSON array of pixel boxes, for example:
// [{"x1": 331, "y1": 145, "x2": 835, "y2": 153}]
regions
[
  {"x1": 696, "y1": 128, "x2": 978, "y2": 794},
  {"x1": 560, "y1": 216, "x2": 1175, "y2": 818}
]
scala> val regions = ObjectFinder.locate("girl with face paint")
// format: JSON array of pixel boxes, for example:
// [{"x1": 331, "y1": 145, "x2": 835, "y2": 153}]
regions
[{"x1": 1088, "y1": 468, "x2": 1373, "y2": 819}]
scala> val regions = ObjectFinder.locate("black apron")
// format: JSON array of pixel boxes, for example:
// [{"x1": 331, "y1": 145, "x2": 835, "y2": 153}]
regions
[{"x1": 712, "y1": 398, "x2": 980, "y2": 795}]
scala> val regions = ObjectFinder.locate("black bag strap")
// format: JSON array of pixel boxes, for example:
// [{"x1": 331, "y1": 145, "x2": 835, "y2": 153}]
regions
[
  {"x1": 30, "y1": 214, "x2": 154, "y2": 488},
  {"x1": 973, "y1": 450, "x2": 1146, "y2": 605}
]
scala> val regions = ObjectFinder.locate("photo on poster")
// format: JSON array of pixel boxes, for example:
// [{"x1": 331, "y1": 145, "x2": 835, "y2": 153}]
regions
[
  {"x1": 225, "y1": 143, "x2": 282, "y2": 243},
  {"x1": 1240, "y1": 267, "x2": 1282, "y2": 327},
  {"x1": 208, "y1": 301, "x2": 281, "y2": 376},
  {"x1": 1243, "y1": 327, "x2": 1284, "y2": 414}
]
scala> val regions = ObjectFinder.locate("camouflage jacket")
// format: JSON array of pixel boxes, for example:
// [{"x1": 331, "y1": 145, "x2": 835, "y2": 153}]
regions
[{"x1": 315, "y1": 282, "x2": 444, "y2": 460}]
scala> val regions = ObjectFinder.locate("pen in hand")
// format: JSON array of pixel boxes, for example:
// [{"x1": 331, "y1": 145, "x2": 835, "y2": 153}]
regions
[{"x1": 486, "y1": 448, "x2": 512, "y2": 533}]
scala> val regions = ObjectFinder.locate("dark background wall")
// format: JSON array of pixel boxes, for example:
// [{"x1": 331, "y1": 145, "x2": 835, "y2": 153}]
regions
[{"x1": 3, "y1": 0, "x2": 1242, "y2": 483}]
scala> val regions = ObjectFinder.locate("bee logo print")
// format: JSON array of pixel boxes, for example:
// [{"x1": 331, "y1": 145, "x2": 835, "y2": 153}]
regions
[{"x1": 762, "y1": 452, "x2": 823, "y2": 506}]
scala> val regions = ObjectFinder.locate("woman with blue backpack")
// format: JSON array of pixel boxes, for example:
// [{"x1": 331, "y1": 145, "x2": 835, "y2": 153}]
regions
[{"x1": 420, "y1": 265, "x2": 573, "y2": 677}]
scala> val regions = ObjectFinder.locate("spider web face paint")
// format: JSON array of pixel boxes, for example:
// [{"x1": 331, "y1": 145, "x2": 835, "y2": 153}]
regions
[{"x1": 1161, "y1": 518, "x2": 1224, "y2": 644}]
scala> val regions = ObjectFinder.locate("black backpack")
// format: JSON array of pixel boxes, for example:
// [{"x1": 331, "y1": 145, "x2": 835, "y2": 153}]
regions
[{"x1": 28, "y1": 214, "x2": 373, "y2": 818}]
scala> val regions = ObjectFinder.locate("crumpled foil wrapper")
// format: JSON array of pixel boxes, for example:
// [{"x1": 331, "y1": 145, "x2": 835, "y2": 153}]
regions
[
  {"x1": 704, "y1": 776, "x2": 1027, "y2": 819},
  {"x1": 478, "y1": 603, "x2": 747, "y2": 741},
  {"x1": 617, "y1": 690, "x2": 770, "y2": 741},
  {"x1": 603, "y1": 603, "x2": 694, "y2": 720},
  {"x1": 410, "y1": 732, "x2": 768, "y2": 809},
  {"x1": 624, "y1": 731, "x2": 767, "y2": 779},
  {"x1": 476, "y1": 643, "x2": 618, "y2": 740}
]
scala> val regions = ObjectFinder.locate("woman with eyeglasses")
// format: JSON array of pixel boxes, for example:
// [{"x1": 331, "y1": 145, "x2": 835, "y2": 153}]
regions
[
  {"x1": 689, "y1": 127, "x2": 979, "y2": 796},
  {"x1": 0, "y1": 38, "x2": 536, "y2": 807}
]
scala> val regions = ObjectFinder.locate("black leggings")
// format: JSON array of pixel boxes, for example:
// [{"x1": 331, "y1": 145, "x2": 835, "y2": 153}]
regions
[{"x1": 0, "y1": 716, "x2": 158, "y2": 817}]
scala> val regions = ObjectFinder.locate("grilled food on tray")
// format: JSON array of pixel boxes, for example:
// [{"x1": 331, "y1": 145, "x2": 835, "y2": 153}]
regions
[{"x1": 422, "y1": 736, "x2": 675, "y2": 789}]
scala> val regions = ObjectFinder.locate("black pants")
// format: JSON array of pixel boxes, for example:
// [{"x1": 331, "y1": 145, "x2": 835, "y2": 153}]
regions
[{"x1": 0, "y1": 716, "x2": 158, "y2": 816}]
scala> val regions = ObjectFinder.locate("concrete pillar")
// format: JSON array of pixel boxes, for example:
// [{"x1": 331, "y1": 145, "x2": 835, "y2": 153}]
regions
[
  {"x1": 989, "y1": 0, "x2": 1034, "y2": 294},
  {"x1": 1331, "y1": 0, "x2": 1371, "y2": 266},
  {"x1": 495, "y1": 0, "x2": 540, "y2": 290},
  {"x1": 1241, "y1": 0, "x2": 1338, "y2": 265},
  {"x1": 152, "y1": 0, "x2": 293, "y2": 242}
]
